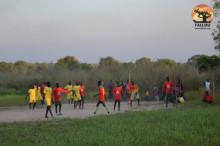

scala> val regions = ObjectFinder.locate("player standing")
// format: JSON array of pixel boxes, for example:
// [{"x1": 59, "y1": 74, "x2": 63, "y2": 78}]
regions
[
  {"x1": 73, "y1": 82, "x2": 82, "y2": 109},
  {"x1": 65, "y1": 82, "x2": 73, "y2": 104},
  {"x1": 43, "y1": 82, "x2": 54, "y2": 118},
  {"x1": 25, "y1": 85, "x2": 37, "y2": 110},
  {"x1": 112, "y1": 82, "x2": 123, "y2": 111},
  {"x1": 130, "y1": 81, "x2": 140, "y2": 107},
  {"x1": 52, "y1": 83, "x2": 69, "y2": 116},
  {"x1": 161, "y1": 77, "x2": 174, "y2": 107},
  {"x1": 80, "y1": 82, "x2": 86, "y2": 109}
]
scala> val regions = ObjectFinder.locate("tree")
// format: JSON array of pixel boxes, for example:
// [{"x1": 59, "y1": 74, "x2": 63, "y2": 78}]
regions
[
  {"x1": 81, "y1": 63, "x2": 92, "y2": 70},
  {"x1": 123, "y1": 62, "x2": 136, "y2": 69},
  {"x1": 135, "y1": 57, "x2": 151, "y2": 66},
  {"x1": 55, "y1": 56, "x2": 80, "y2": 70},
  {"x1": 99, "y1": 56, "x2": 121, "y2": 68},
  {"x1": 187, "y1": 55, "x2": 204, "y2": 65},
  {"x1": 0, "y1": 62, "x2": 14, "y2": 72},
  {"x1": 196, "y1": 55, "x2": 220, "y2": 72},
  {"x1": 157, "y1": 59, "x2": 177, "y2": 67},
  {"x1": 194, "y1": 9, "x2": 212, "y2": 22},
  {"x1": 212, "y1": 0, "x2": 220, "y2": 51},
  {"x1": 14, "y1": 60, "x2": 27, "y2": 73}
]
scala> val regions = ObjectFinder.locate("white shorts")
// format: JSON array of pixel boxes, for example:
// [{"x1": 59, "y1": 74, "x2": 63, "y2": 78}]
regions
[{"x1": 131, "y1": 93, "x2": 139, "y2": 100}]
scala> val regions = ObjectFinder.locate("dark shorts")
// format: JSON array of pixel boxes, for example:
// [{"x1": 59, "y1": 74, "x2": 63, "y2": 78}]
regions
[
  {"x1": 166, "y1": 93, "x2": 173, "y2": 99},
  {"x1": 114, "y1": 100, "x2": 121, "y2": 102},
  {"x1": 126, "y1": 93, "x2": 131, "y2": 98},
  {"x1": 55, "y1": 101, "x2": 62, "y2": 106},
  {"x1": 81, "y1": 96, "x2": 85, "y2": 101},
  {"x1": 97, "y1": 100, "x2": 105, "y2": 104}
]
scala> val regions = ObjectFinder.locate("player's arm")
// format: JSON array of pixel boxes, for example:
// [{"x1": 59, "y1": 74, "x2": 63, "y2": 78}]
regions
[
  {"x1": 161, "y1": 83, "x2": 166, "y2": 91},
  {"x1": 25, "y1": 93, "x2": 29, "y2": 99},
  {"x1": 93, "y1": 93, "x2": 100, "y2": 97}
]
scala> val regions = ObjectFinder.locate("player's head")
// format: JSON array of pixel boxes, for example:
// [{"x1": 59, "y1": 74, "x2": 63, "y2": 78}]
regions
[
  {"x1": 132, "y1": 81, "x2": 134, "y2": 85},
  {"x1": 166, "y1": 76, "x2": 170, "y2": 81},
  {"x1": 98, "y1": 80, "x2": 102, "y2": 86},
  {"x1": 117, "y1": 81, "x2": 120, "y2": 87},
  {"x1": 56, "y1": 83, "x2": 59, "y2": 88},
  {"x1": 81, "y1": 82, "x2": 83, "y2": 86},
  {"x1": 47, "y1": 82, "x2": 51, "y2": 87},
  {"x1": 32, "y1": 85, "x2": 35, "y2": 89},
  {"x1": 205, "y1": 91, "x2": 209, "y2": 95},
  {"x1": 69, "y1": 82, "x2": 72, "y2": 85}
]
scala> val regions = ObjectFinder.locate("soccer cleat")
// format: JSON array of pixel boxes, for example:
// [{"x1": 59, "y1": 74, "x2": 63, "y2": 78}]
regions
[
  {"x1": 45, "y1": 116, "x2": 49, "y2": 118},
  {"x1": 108, "y1": 112, "x2": 110, "y2": 114},
  {"x1": 59, "y1": 113, "x2": 63, "y2": 115},
  {"x1": 56, "y1": 113, "x2": 59, "y2": 116},
  {"x1": 94, "y1": 112, "x2": 96, "y2": 115}
]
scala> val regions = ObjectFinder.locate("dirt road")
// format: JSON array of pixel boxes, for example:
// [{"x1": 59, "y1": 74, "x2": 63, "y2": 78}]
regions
[{"x1": 0, "y1": 101, "x2": 170, "y2": 123}]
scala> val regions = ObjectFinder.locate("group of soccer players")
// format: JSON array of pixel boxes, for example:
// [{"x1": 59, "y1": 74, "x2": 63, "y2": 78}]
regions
[
  {"x1": 25, "y1": 76, "x2": 177, "y2": 118},
  {"x1": 25, "y1": 81, "x2": 87, "y2": 118}
]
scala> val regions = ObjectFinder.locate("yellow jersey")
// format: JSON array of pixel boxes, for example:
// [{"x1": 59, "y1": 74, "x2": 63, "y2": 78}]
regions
[{"x1": 28, "y1": 89, "x2": 36, "y2": 103}]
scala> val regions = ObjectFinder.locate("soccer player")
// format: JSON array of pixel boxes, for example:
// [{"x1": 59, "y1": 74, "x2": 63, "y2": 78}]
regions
[
  {"x1": 52, "y1": 83, "x2": 69, "y2": 116},
  {"x1": 73, "y1": 82, "x2": 82, "y2": 109},
  {"x1": 93, "y1": 80, "x2": 110, "y2": 114},
  {"x1": 80, "y1": 82, "x2": 86, "y2": 109},
  {"x1": 161, "y1": 76, "x2": 174, "y2": 107},
  {"x1": 25, "y1": 85, "x2": 37, "y2": 110},
  {"x1": 126, "y1": 80, "x2": 132, "y2": 103},
  {"x1": 43, "y1": 82, "x2": 54, "y2": 118},
  {"x1": 130, "y1": 81, "x2": 140, "y2": 107},
  {"x1": 36, "y1": 84, "x2": 43, "y2": 106},
  {"x1": 202, "y1": 91, "x2": 213, "y2": 104},
  {"x1": 112, "y1": 82, "x2": 123, "y2": 111},
  {"x1": 64, "y1": 82, "x2": 73, "y2": 104}
]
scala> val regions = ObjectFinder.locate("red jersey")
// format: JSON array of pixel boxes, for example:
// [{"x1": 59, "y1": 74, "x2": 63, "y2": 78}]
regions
[
  {"x1": 52, "y1": 87, "x2": 69, "y2": 101},
  {"x1": 112, "y1": 87, "x2": 123, "y2": 100},
  {"x1": 126, "y1": 83, "x2": 132, "y2": 93},
  {"x1": 203, "y1": 95, "x2": 213, "y2": 101},
  {"x1": 99, "y1": 86, "x2": 106, "y2": 101},
  {"x1": 161, "y1": 81, "x2": 174, "y2": 94},
  {"x1": 80, "y1": 86, "x2": 86, "y2": 97},
  {"x1": 41, "y1": 85, "x2": 47, "y2": 93}
]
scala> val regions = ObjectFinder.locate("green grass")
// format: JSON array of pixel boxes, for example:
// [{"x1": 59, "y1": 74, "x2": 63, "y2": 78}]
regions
[{"x1": 0, "y1": 107, "x2": 220, "y2": 145}]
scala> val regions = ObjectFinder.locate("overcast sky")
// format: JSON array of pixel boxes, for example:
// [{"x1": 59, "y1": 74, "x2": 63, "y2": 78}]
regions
[{"x1": 0, "y1": 0, "x2": 218, "y2": 63}]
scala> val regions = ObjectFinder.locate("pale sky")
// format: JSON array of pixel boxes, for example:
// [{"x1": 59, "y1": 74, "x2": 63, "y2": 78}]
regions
[{"x1": 0, "y1": 0, "x2": 218, "y2": 63}]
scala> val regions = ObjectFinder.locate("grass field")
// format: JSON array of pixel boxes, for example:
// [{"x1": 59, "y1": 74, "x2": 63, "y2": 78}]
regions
[{"x1": 0, "y1": 106, "x2": 220, "y2": 145}]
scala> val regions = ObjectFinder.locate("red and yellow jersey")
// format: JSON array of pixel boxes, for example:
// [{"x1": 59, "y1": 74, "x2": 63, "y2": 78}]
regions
[
  {"x1": 112, "y1": 87, "x2": 123, "y2": 100},
  {"x1": 99, "y1": 86, "x2": 106, "y2": 101},
  {"x1": 130, "y1": 84, "x2": 138, "y2": 93},
  {"x1": 161, "y1": 81, "x2": 174, "y2": 94}
]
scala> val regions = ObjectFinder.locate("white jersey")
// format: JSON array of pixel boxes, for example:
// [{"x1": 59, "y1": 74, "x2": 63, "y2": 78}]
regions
[{"x1": 205, "y1": 81, "x2": 210, "y2": 91}]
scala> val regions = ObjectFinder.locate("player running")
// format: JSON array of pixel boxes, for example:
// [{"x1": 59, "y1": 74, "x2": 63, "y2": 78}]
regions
[
  {"x1": 93, "y1": 80, "x2": 110, "y2": 114},
  {"x1": 43, "y1": 82, "x2": 54, "y2": 118},
  {"x1": 52, "y1": 83, "x2": 69, "y2": 116},
  {"x1": 80, "y1": 82, "x2": 86, "y2": 109},
  {"x1": 130, "y1": 81, "x2": 140, "y2": 107},
  {"x1": 112, "y1": 82, "x2": 123, "y2": 111},
  {"x1": 73, "y1": 82, "x2": 82, "y2": 109},
  {"x1": 25, "y1": 85, "x2": 37, "y2": 110},
  {"x1": 161, "y1": 76, "x2": 174, "y2": 107}
]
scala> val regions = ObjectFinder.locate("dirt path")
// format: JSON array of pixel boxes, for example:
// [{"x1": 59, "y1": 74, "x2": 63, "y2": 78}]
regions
[{"x1": 0, "y1": 101, "x2": 171, "y2": 123}]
